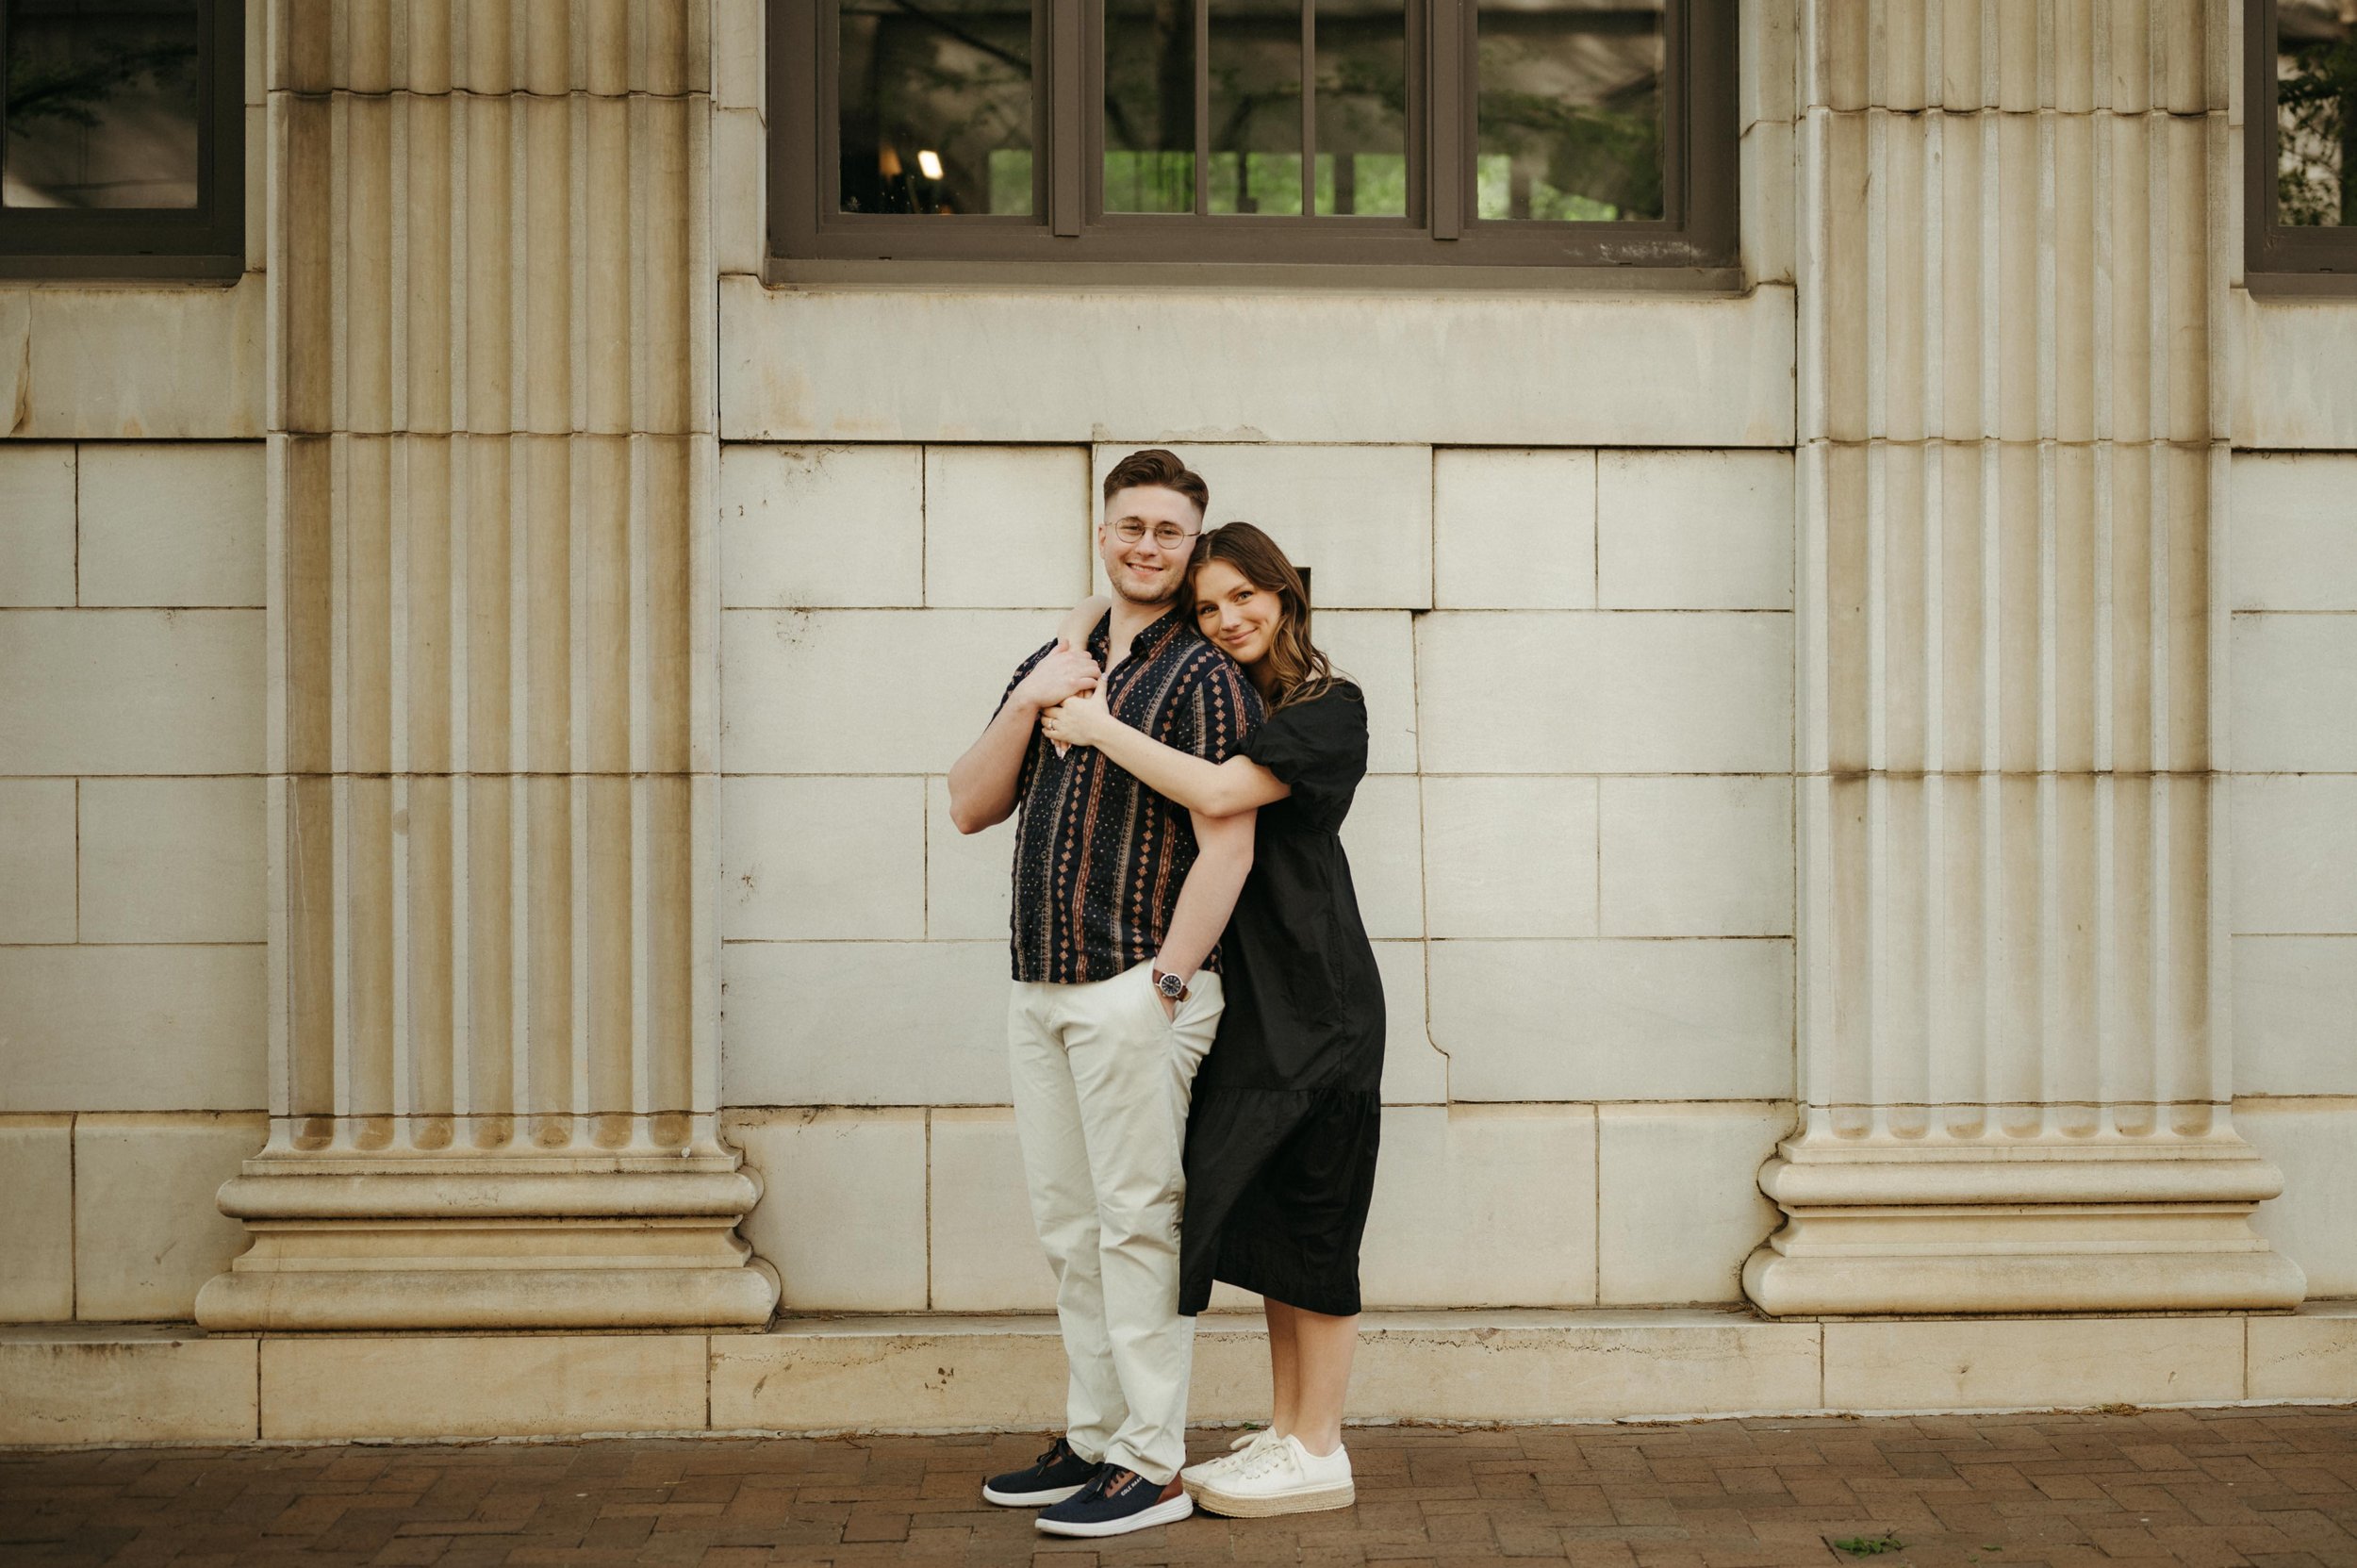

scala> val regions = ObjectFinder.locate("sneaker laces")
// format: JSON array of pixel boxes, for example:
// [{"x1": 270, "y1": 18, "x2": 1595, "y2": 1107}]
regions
[
  {"x1": 1046, "y1": 1464, "x2": 1106, "y2": 1507},
  {"x1": 1228, "y1": 1438, "x2": 1299, "y2": 1483},
  {"x1": 1201, "y1": 1427, "x2": 1279, "y2": 1477},
  {"x1": 1207, "y1": 1433, "x2": 1282, "y2": 1471}
]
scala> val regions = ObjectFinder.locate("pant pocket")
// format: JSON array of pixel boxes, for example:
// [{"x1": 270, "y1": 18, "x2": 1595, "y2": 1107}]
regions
[{"x1": 1132, "y1": 958, "x2": 1194, "y2": 1031}]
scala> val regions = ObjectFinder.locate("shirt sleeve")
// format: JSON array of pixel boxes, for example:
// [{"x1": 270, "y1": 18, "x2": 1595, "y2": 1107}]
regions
[
  {"x1": 995, "y1": 640, "x2": 1059, "y2": 801},
  {"x1": 1170, "y1": 650, "x2": 1263, "y2": 765},
  {"x1": 995, "y1": 641, "x2": 1058, "y2": 718},
  {"x1": 1240, "y1": 683, "x2": 1368, "y2": 820}
]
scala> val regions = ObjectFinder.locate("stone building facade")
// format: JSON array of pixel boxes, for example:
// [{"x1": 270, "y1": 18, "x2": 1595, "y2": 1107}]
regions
[{"x1": 4, "y1": 0, "x2": 2356, "y2": 1442}]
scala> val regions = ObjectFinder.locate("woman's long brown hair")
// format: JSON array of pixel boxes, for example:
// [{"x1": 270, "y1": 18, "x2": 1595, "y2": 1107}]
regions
[{"x1": 1189, "y1": 521, "x2": 1340, "y2": 711}]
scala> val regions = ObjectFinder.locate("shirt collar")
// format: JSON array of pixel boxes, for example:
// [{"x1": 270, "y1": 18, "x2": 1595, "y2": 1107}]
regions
[{"x1": 1093, "y1": 600, "x2": 1198, "y2": 662}]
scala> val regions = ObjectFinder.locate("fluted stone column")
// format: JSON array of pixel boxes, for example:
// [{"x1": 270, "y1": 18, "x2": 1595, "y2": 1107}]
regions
[
  {"x1": 196, "y1": 1, "x2": 776, "y2": 1330},
  {"x1": 1746, "y1": 0, "x2": 2305, "y2": 1315}
]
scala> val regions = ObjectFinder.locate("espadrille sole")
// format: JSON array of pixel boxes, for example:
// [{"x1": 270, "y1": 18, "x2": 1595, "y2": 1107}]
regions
[{"x1": 1188, "y1": 1478, "x2": 1355, "y2": 1518}]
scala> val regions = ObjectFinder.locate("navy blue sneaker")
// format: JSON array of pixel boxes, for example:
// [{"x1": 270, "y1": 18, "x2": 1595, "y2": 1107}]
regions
[
  {"x1": 981, "y1": 1436, "x2": 1098, "y2": 1507},
  {"x1": 1034, "y1": 1463, "x2": 1194, "y2": 1537}
]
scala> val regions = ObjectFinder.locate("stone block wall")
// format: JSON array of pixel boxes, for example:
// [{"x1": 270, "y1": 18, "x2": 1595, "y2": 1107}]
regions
[
  {"x1": 0, "y1": 0, "x2": 266, "y2": 1329},
  {"x1": 1, "y1": 0, "x2": 2352, "y2": 1338},
  {"x1": 2229, "y1": 452, "x2": 2357, "y2": 1294},
  {"x1": 0, "y1": 441, "x2": 269, "y2": 1320},
  {"x1": 713, "y1": 439, "x2": 1798, "y2": 1312}
]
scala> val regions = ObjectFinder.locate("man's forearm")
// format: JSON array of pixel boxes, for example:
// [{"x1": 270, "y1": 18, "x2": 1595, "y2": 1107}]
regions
[
  {"x1": 948, "y1": 697, "x2": 1037, "y2": 834},
  {"x1": 1155, "y1": 812, "x2": 1255, "y2": 981}
]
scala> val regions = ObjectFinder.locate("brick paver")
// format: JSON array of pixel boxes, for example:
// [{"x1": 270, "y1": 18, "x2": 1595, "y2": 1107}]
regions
[{"x1": 4, "y1": 1407, "x2": 2355, "y2": 1567}]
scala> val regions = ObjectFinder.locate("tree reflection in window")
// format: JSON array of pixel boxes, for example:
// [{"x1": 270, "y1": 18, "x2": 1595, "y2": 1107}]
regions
[
  {"x1": 1314, "y1": 0, "x2": 1407, "y2": 217},
  {"x1": 3, "y1": 0, "x2": 202, "y2": 210},
  {"x1": 1475, "y1": 0, "x2": 1662, "y2": 223},
  {"x1": 2278, "y1": 0, "x2": 2356, "y2": 227},
  {"x1": 1104, "y1": 0, "x2": 1195, "y2": 213},
  {"x1": 837, "y1": 0, "x2": 1036, "y2": 216},
  {"x1": 1193, "y1": 0, "x2": 1410, "y2": 219}
]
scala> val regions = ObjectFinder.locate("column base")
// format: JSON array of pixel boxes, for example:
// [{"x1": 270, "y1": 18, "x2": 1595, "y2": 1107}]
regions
[
  {"x1": 1743, "y1": 1143, "x2": 2309, "y2": 1317},
  {"x1": 195, "y1": 1161, "x2": 781, "y2": 1332}
]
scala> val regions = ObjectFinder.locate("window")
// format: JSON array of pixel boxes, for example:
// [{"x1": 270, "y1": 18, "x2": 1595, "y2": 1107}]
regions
[
  {"x1": 772, "y1": 0, "x2": 1736, "y2": 272},
  {"x1": 2247, "y1": 0, "x2": 2357, "y2": 292},
  {"x1": 0, "y1": 0, "x2": 244, "y2": 279}
]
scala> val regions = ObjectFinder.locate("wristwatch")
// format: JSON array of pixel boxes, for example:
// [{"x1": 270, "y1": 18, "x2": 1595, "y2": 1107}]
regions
[{"x1": 1152, "y1": 966, "x2": 1190, "y2": 1003}]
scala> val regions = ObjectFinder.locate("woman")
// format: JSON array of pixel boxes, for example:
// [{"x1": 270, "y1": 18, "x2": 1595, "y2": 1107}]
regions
[{"x1": 1039, "y1": 521, "x2": 1384, "y2": 1520}]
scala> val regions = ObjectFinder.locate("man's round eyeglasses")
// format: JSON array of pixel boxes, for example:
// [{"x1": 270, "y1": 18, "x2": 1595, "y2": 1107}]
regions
[{"x1": 1110, "y1": 519, "x2": 1199, "y2": 549}]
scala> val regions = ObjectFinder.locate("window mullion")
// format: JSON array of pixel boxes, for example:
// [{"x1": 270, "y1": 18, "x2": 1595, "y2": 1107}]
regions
[
  {"x1": 1427, "y1": 0, "x2": 1463, "y2": 239},
  {"x1": 1402, "y1": 0, "x2": 1425, "y2": 229},
  {"x1": 0, "y1": 3, "x2": 12, "y2": 183},
  {"x1": 1194, "y1": 0, "x2": 1211, "y2": 216},
  {"x1": 1052, "y1": 0, "x2": 1084, "y2": 235},
  {"x1": 1662, "y1": 0, "x2": 1687, "y2": 226},
  {"x1": 1300, "y1": 0, "x2": 1317, "y2": 217}
]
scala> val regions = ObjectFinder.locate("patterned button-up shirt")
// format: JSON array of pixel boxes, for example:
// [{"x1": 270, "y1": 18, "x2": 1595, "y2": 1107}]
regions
[{"x1": 1000, "y1": 603, "x2": 1262, "y2": 984}]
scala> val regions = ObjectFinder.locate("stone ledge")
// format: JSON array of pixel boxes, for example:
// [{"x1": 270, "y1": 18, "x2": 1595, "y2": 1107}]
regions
[
  {"x1": 712, "y1": 1309, "x2": 1826, "y2": 1432},
  {"x1": 5, "y1": 1304, "x2": 2355, "y2": 1446},
  {"x1": 2251, "y1": 1300, "x2": 2357, "y2": 1401},
  {"x1": 0, "y1": 1326, "x2": 257, "y2": 1444}
]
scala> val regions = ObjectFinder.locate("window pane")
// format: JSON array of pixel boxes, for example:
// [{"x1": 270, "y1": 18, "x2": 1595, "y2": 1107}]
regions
[
  {"x1": 837, "y1": 0, "x2": 1034, "y2": 216},
  {"x1": 3, "y1": 0, "x2": 202, "y2": 209},
  {"x1": 1105, "y1": 0, "x2": 1195, "y2": 213},
  {"x1": 1313, "y1": 0, "x2": 1406, "y2": 216},
  {"x1": 1209, "y1": 0, "x2": 1300, "y2": 215},
  {"x1": 1475, "y1": 0, "x2": 1663, "y2": 223},
  {"x1": 2278, "y1": 0, "x2": 2357, "y2": 227}
]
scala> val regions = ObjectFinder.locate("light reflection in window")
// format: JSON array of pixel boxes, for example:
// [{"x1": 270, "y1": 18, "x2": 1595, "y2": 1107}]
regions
[{"x1": 837, "y1": 0, "x2": 1036, "y2": 216}]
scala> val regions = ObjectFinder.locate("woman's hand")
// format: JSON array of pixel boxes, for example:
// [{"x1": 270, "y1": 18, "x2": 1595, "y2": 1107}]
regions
[{"x1": 1040, "y1": 677, "x2": 1117, "y2": 751}]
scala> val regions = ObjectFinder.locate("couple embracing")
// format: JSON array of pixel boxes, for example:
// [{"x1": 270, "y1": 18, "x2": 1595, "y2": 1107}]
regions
[{"x1": 946, "y1": 449, "x2": 1385, "y2": 1539}]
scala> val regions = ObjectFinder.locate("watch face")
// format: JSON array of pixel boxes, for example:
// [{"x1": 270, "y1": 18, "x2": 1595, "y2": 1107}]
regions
[{"x1": 1158, "y1": 973, "x2": 1184, "y2": 998}]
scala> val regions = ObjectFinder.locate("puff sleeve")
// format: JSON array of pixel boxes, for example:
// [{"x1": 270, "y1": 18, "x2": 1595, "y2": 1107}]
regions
[{"x1": 1239, "y1": 682, "x2": 1368, "y2": 829}]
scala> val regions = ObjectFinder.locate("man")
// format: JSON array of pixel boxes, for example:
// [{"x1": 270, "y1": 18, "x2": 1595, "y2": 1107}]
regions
[{"x1": 948, "y1": 449, "x2": 1261, "y2": 1539}]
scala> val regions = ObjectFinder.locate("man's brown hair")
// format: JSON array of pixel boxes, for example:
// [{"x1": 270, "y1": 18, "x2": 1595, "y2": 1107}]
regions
[{"x1": 1101, "y1": 448, "x2": 1209, "y2": 515}]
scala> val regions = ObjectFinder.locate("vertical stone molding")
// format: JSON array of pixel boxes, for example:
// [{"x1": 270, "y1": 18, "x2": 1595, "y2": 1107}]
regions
[
  {"x1": 196, "y1": 2, "x2": 776, "y2": 1330},
  {"x1": 1747, "y1": 0, "x2": 2304, "y2": 1315}
]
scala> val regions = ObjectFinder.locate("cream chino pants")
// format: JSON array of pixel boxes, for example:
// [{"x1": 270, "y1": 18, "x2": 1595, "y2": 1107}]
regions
[{"x1": 1007, "y1": 959, "x2": 1223, "y2": 1485}]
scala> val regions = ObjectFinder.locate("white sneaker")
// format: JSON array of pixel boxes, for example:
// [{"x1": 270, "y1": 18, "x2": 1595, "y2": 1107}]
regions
[
  {"x1": 1180, "y1": 1427, "x2": 1281, "y2": 1493},
  {"x1": 1190, "y1": 1434, "x2": 1355, "y2": 1517}
]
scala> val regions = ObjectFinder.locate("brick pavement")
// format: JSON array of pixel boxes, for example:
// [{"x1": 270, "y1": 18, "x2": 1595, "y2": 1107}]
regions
[{"x1": 3, "y1": 1407, "x2": 2355, "y2": 1568}]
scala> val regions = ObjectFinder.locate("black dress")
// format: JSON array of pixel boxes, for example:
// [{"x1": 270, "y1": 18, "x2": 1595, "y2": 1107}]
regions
[{"x1": 1178, "y1": 682, "x2": 1385, "y2": 1318}]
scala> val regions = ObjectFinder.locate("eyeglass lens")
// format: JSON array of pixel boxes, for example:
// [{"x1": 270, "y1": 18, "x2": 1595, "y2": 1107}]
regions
[{"x1": 1115, "y1": 520, "x2": 1194, "y2": 547}]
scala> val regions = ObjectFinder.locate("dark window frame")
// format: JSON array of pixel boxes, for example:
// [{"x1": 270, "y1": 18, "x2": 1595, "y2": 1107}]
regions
[
  {"x1": 0, "y1": 0, "x2": 245, "y2": 281},
  {"x1": 770, "y1": 0, "x2": 1736, "y2": 273},
  {"x1": 2246, "y1": 0, "x2": 2357, "y2": 296}
]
